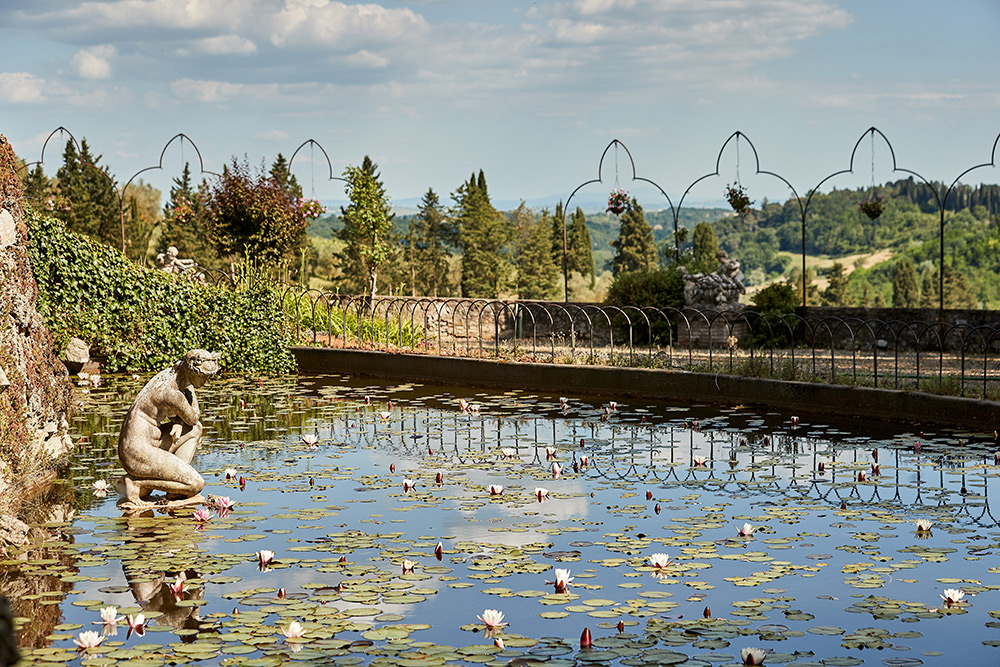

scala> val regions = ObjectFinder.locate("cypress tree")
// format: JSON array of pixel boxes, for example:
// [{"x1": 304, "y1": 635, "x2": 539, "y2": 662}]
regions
[
  {"x1": 567, "y1": 206, "x2": 594, "y2": 281},
  {"x1": 691, "y1": 221, "x2": 719, "y2": 273},
  {"x1": 821, "y1": 262, "x2": 849, "y2": 306},
  {"x1": 891, "y1": 256, "x2": 920, "y2": 308},
  {"x1": 513, "y1": 203, "x2": 559, "y2": 300},
  {"x1": 611, "y1": 198, "x2": 657, "y2": 275}
]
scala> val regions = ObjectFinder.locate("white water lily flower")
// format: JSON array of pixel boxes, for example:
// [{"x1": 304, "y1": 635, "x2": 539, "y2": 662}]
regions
[
  {"x1": 91, "y1": 479, "x2": 111, "y2": 496},
  {"x1": 301, "y1": 434, "x2": 318, "y2": 446},
  {"x1": 741, "y1": 647, "x2": 766, "y2": 665},
  {"x1": 500, "y1": 448, "x2": 517, "y2": 460},
  {"x1": 738, "y1": 523, "x2": 756, "y2": 537},
  {"x1": 256, "y1": 550, "x2": 275, "y2": 569},
  {"x1": 915, "y1": 519, "x2": 933, "y2": 532},
  {"x1": 940, "y1": 588, "x2": 965, "y2": 605},
  {"x1": 546, "y1": 568, "x2": 573, "y2": 592},
  {"x1": 98, "y1": 606, "x2": 122, "y2": 626},
  {"x1": 488, "y1": 484, "x2": 504, "y2": 495},
  {"x1": 281, "y1": 620, "x2": 307, "y2": 639},
  {"x1": 477, "y1": 608, "x2": 508, "y2": 628},
  {"x1": 223, "y1": 468, "x2": 237, "y2": 480},
  {"x1": 74, "y1": 630, "x2": 105, "y2": 650},
  {"x1": 693, "y1": 455, "x2": 708, "y2": 466},
  {"x1": 649, "y1": 553, "x2": 672, "y2": 569},
  {"x1": 535, "y1": 487, "x2": 549, "y2": 501}
]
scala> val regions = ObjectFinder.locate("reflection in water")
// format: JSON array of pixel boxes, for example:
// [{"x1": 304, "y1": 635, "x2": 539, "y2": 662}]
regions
[{"x1": 2, "y1": 373, "x2": 997, "y2": 665}]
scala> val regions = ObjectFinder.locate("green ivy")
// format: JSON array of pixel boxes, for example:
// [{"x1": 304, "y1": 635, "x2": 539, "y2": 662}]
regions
[{"x1": 25, "y1": 209, "x2": 296, "y2": 375}]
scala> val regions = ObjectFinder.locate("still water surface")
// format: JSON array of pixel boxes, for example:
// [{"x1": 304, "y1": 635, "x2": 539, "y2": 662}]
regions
[{"x1": 5, "y1": 374, "x2": 1000, "y2": 666}]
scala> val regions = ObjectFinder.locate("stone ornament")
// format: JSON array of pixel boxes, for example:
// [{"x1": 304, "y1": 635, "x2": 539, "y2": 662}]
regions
[
  {"x1": 679, "y1": 250, "x2": 746, "y2": 309},
  {"x1": 116, "y1": 350, "x2": 220, "y2": 508},
  {"x1": 155, "y1": 246, "x2": 199, "y2": 276}
]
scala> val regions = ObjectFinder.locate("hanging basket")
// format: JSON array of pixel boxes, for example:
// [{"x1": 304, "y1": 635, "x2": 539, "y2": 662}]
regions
[
  {"x1": 725, "y1": 183, "x2": 752, "y2": 215},
  {"x1": 858, "y1": 195, "x2": 884, "y2": 220},
  {"x1": 607, "y1": 188, "x2": 630, "y2": 215}
]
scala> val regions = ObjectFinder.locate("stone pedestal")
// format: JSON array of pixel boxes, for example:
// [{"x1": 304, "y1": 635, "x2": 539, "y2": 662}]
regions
[{"x1": 676, "y1": 308, "x2": 750, "y2": 349}]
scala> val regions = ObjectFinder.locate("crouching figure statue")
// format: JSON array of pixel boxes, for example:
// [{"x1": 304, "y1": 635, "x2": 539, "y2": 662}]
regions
[{"x1": 117, "y1": 350, "x2": 220, "y2": 508}]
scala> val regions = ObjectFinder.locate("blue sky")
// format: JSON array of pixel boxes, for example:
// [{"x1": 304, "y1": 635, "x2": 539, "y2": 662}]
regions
[{"x1": 2, "y1": 0, "x2": 999, "y2": 210}]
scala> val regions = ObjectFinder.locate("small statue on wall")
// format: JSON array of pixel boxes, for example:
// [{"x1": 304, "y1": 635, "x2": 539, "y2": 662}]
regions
[
  {"x1": 116, "y1": 350, "x2": 220, "y2": 509},
  {"x1": 155, "y1": 246, "x2": 200, "y2": 276},
  {"x1": 679, "y1": 250, "x2": 746, "y2": 309}
]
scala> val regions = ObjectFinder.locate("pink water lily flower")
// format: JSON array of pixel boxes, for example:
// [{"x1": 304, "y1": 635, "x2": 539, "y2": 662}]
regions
[
  {"x1": 126, "y1": 613, "x2": 145, "y2": 639},
  {"x1": 74, "y1": 630, "x2": 105, "y2": 650},
  {"x1": 477, "y1": 609, "x2": 508, "y2": 629},
  {"x1": 403, "y1": 479, "x2": 415, "y2": 492},
  {"x1": 693, "y1": 455, "x2": 708, "y2": 467},
  {"x1": 459, "y1": 399, "x2": 470, "y2": 413},
  {"x1": 281, "y1": 620, "x2": 307, "y2": 640},
  {"x1": 579, "y1": 455, "x2": 589, "y2": 467},
  {"x1": 301, "y1": 434, "x2": 318, "y2": 446},
  {"x1": 738, "y1": 523, "x2": 756, "y2": 537},
  {"x1": 608, "y1": 401, "x2": 618, "y2": 411},
  {"x1": 494, "y1": 637, "x2": 505, "y2": 650},
  {"x1": 545, "y1": 446, "x2": 557, "y2": 460},
  {"x1": 488, "y1": 484, "x2": 504, "y2": 496},
  {"x1": 168, "y1": 575, "x2": 188, "y2": 601},
  {"x1": 741, "y1": 647, "x2": 766, "y2": 665},
  {"x1": 214, "y1": 496, "x2": 235, "y2": 511},
  {"x1": 193, "y1": 508, "x2": 211, "y2": 523},
  {"x1": 551, "y1": 462, "x2": 562, "y2": 479}
]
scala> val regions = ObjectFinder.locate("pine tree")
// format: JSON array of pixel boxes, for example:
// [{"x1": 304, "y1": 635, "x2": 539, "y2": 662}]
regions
[
  {"x1": 54, "y1": 138, "x2": 120, "y2": 248},
  {"x1": 23, "y1": 165, "x2": 51, "y2": 208},
  {"x1": 920, "y1": 265, "x2": 978, "y2": 309},
  {"x1": 891, "y1": 256, "x2": 920, "y2": 308},
  {"x1": 821, "y1": 262, "x2": 849, "y2": 306},
  {"x1": 411, "y1": 188, "x2": 457, "y2": 296},
  {"x1": 455, "y1": 170, "x2": 511, "y2": 298},
  {"x1": 512, "y1": 203, "x2": 559, "y2": 300},
  {"x1": 691, "y1": 221, "x2": 719, "y2": 272},
  {"x1": 338, "y1": 156, "x2": 395, "y2": 301},
  {"x1": 611, "y1": 198, "x2": 657, "y2": 275},
  {"x1": 161, "y1": 162, "x2": 215, "y2": 268},
  {"x1": 269, "y1": 153, "x2": 303, "y2": 199}
]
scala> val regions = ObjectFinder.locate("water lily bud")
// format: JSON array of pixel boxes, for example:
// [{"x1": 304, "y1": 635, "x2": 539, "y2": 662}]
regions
[{"x1": 580, "y1": 628, "x2": 592, "y2": 648}]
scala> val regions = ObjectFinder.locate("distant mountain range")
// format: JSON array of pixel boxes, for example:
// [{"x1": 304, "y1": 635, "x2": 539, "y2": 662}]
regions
[{"x1": 320, "y1": 193, "x2": 729, "y2": 216}]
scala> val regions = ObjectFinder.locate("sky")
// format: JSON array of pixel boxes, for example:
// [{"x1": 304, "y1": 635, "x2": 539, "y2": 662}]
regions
[{"x1": 2, "y1": 0, "x2": 999, "y2": 211}]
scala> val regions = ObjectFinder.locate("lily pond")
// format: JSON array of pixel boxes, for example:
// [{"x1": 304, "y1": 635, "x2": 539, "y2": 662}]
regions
[{"x1": 6, "y1": 374, "x2": 1000, "y2": 667}]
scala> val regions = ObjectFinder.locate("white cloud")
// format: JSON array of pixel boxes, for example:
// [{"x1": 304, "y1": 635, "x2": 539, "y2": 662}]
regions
[
  {"x1": 72, "y1": 44, "x2": 117, "y2": 79},
  {"x1": 0, "y1": 72, "x2": 46, "y2": 103},
  {"x1": 269, "y1": 1, "x2": 429, "y2": 48},
  {"x1": 171, "y1": 78, "x2": 248, "y2": 102},
  {"x1": 346, "y1": 49, "x2": 390, "y2": 68},
  {"x1": 196, "y1": 34, "x2": 258, "y2": 55}
]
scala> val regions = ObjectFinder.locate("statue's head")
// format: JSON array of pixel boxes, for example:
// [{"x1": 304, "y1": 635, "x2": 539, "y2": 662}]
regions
[
  {"x1": 181, "y1": 350, "x2": 221, "y2": 386},
  {"x1": 167, "y1": 246, "x2": 180, "y2": 258},
  {"x1": 716, "y1": 250, "x2": 729, "y2": 261}
]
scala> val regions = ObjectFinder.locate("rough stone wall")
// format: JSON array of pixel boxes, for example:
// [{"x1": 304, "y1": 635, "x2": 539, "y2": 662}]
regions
[{"x1": 0, "y1": 134, "x2": 74, "y2": 528}]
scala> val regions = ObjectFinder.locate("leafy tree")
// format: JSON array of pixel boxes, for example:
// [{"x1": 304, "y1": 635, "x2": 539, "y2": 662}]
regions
[
  {"x1": 409, "y1": 188, "x2": 457, "y2": 297},
  {"x1": 691, "y1": 221, "x2": 719, "y2": 272},
  {"x1": 788, "y1": 266, "x2": 818, "y2": 305},
  {"x1": 455, "y1": 170, "x2": 511, "y2": 298},
  {"x1": 821, "y1": 262, "x2": 849, "y2": 306},
  {"x1": 53, "y1": 138, "x2": 120, "y2": 249},
  {"x1": 512, "y1": 203, "x2": 559, "y2": 300},
  {"x1": 611, "y1": 198, "x2": 657, "y2": 275},
  {"x1": 338, "y1": 156, "x2": 395, "y2": 302},
  {"x1": 205, "y1": 156, "x2": 307, "y2": 268},
  {"x1": 891, "y1": 256, "x2": 920, "y2": 308},
  {"x1": 121, "y1": 179, "x2": 162, "y2": 263}
]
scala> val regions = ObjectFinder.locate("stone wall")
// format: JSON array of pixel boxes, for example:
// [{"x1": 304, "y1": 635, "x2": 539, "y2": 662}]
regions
[
  {"x1": 0, "y1": 134, "x2": 74, "y2": 537},
  {"x1": 797, "y1": 306, "x2": 1000, "y2": 351}
]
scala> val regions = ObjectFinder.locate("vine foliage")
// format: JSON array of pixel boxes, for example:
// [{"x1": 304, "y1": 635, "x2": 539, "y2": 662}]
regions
[{"x1": 26, "y1": 210, "x2": 296, "y2": 374}]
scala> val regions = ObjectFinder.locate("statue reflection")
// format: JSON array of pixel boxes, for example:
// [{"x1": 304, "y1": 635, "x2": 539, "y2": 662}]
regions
[{"x1": 121, "y1": 511, "x2": 206, "y2": 642}]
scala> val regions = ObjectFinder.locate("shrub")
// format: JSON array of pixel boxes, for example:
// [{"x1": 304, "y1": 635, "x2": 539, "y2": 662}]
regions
[
  {"x1": 26, "y1": 210, "x2": 295, "y2": 374},
  {"x1": 749, "y1": 282, "x2": 798, "y2": 349},
  {"x1": 604, "y1": 267, "x2": 685, "y2": 343}
]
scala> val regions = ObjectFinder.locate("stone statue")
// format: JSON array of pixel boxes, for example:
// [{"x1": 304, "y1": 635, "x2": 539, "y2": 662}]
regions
[
  {"x1": 116, "y1": 350, "x2": 220, "y2": 508},
  {"x1": 155, "y1": 246, "x2": 199, "y2": 275},
  {"x1": 680, "y1": 250, "x2": 746, "y2": 309}
]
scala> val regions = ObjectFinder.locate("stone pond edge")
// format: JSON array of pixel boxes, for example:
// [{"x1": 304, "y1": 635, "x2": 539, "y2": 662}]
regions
[{"x1": 291, "y1": 347, "x2": 1000, "y2": 430}]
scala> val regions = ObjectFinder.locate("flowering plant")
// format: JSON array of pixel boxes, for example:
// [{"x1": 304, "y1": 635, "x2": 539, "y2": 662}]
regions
[
  {"x1": 607, "y1": 188, "x2": 630, "y2": 215},
  {"x1": 858, "y1": 196, "x2": 884, "y2": 220},
  {"x1": 297, "y1": 198, "x2": 326, "y2": 221},
  {"x1": 725, "y1": 183, "x2": 752, "y2": 215},
  {"x1": 170, "y1": 196, "x2": 195, "y2": 224}
]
